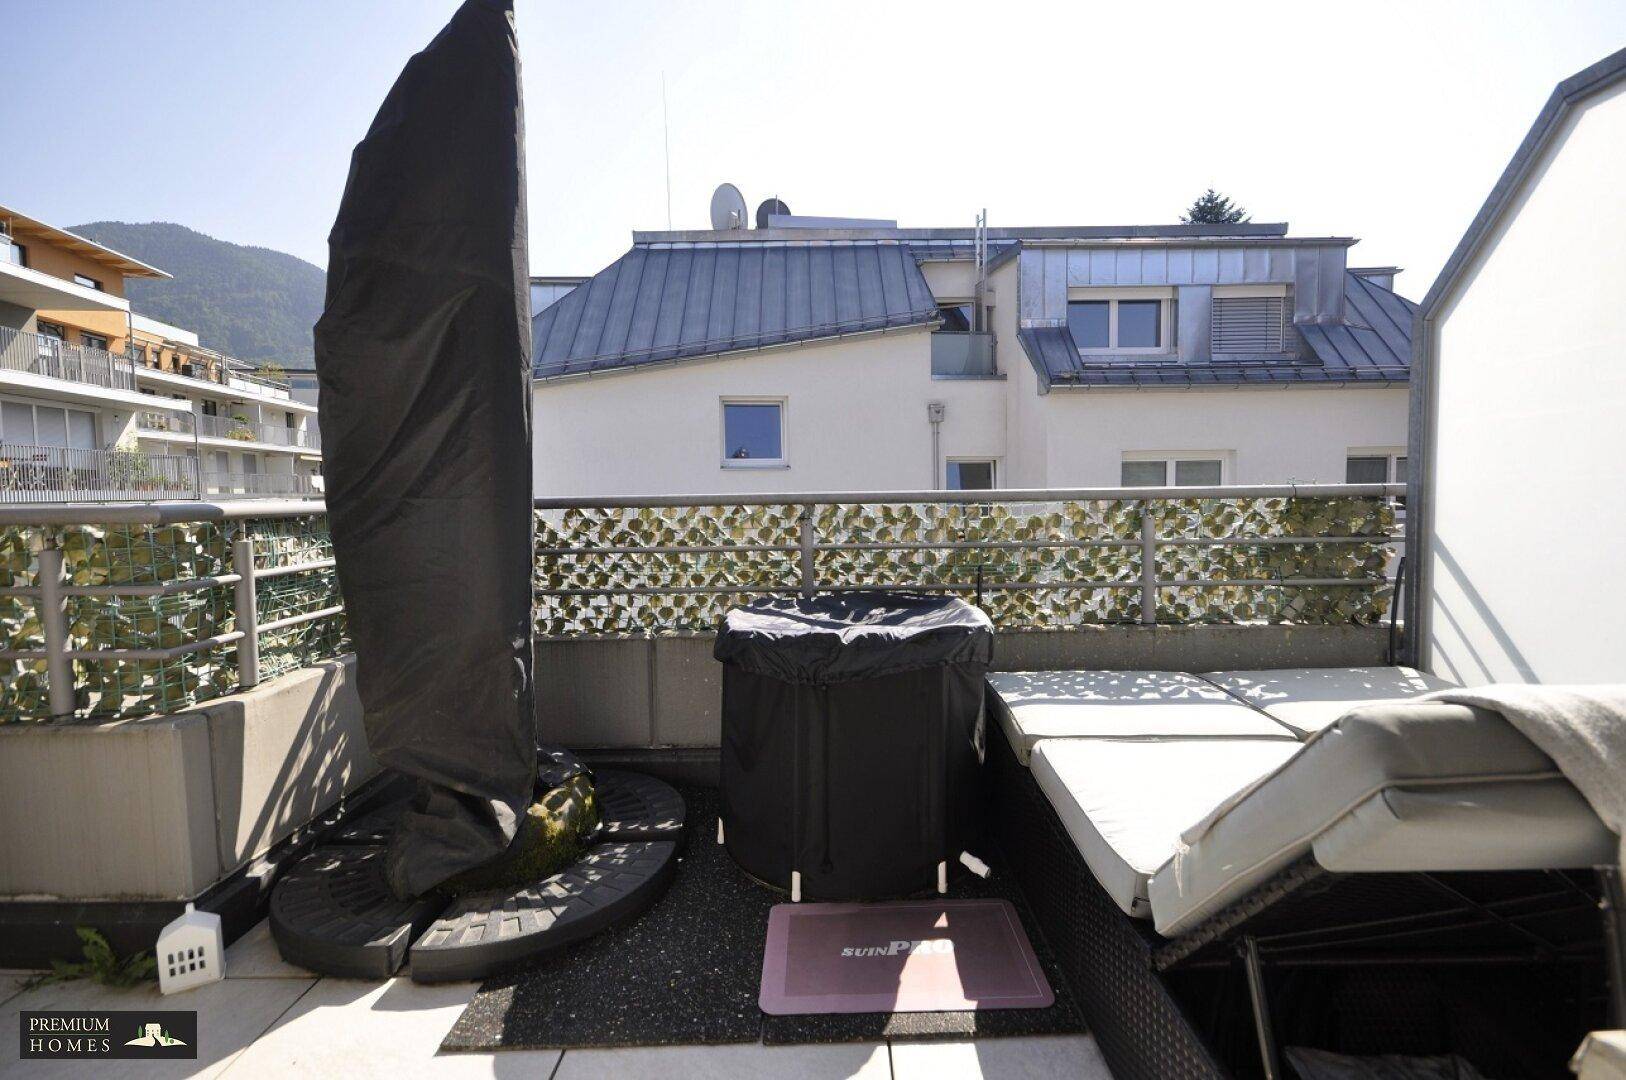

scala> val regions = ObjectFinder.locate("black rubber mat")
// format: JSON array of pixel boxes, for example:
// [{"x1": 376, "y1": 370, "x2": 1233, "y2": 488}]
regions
[
  {"x1": 269, "y1": 845, "x2": 448, "y2": 979},
  {"x1": 441, "y1": 787, "x2": 1086, "y2": 1051},
  {"x1": 325, "y1": 800, "x2": 407, "y2": 846},
  {"x1": 409, "y1": 840, "x2": 679, "y2": 984},
  {"x1": 593, "y1": 770, "x2": 687, "y2": 843}
]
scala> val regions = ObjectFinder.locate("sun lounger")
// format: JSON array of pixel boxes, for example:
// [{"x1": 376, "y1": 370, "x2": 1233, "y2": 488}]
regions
[{"x1": 987, "y1": 667, "x2": 1621, "y2": 1080}]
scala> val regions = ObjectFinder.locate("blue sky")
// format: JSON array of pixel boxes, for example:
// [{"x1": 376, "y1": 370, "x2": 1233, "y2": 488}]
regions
[{"x1": 4, "y1": 1, "x2": 1624, "y2": 299}]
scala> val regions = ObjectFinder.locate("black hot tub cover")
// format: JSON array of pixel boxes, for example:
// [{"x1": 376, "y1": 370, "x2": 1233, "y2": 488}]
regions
[{"x1": 714, "y1": 592, "x2": 994, "y2": 685}]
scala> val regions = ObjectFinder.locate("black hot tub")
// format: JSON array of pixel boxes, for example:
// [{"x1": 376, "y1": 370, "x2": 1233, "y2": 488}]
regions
[{"x1": 714, "y1": 591, "x2": 994, "y2": 901}]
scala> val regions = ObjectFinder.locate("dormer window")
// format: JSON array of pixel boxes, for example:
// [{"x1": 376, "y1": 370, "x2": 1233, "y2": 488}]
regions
[
  {"x1": 938, "y1": 302, "x2": 974, "y2": 333},
  {"x1": 1211, "y1": 286, "x2": 1288, "y2": 353},
  {"x1": 1067, "y1": 289, "x2": 1172, "y2": 353}
]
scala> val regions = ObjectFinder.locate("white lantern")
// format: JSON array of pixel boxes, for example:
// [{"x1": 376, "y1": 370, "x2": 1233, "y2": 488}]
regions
[{"x1": 156, "y1": 903, "x2": 224, "y2": 994}]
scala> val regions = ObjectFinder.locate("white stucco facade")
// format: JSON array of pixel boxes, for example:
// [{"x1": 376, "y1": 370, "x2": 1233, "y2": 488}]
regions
[
  {"x1": 532, "y1": 321, "x2": 1408, "y2": 497},
  {"x1": 1419, "y1": 77, "x2": 1626, "y2": 685}
]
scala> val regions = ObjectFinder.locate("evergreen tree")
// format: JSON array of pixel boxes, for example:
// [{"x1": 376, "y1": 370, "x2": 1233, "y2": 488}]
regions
[{"x1": 1181, "y1": 189, "x2": 1249, "y2": 224}]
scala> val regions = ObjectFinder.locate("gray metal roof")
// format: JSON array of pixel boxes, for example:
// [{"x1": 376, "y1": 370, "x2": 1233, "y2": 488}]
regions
[
  {"x1": 532, "y1": 242, "x2": 939, "y2": 379},
  {"x1": 1022, "y1": 271, "x2": 1415, "y2": 388}
]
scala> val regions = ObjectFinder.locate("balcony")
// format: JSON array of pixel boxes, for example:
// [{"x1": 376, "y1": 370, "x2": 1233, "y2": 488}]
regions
[
  {"x1": 0, "y1": 442, "x2": 197, "y2": 503},
  {"x1": 0, "y1": 325, "x2": 138, "y2": 393},
  {"x1": 2, "y1": 484, "x2": 1610, "y2": 1080},
  {"x1": 201, "y1": 469, "x2": 323, "y2": 498},
  {"x1": 931, "y1": 330, "x2": 998, "y2": 378},
  {"x1": 135, "y1": 354, "x2": 296, "y2": 402},
  {"x1": 139, "y1": 409, "x2": 322, "y2": 451}
]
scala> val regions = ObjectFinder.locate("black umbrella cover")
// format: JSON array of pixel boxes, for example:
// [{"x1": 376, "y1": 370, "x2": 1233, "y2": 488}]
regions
[{"x1": 314, "y1": 0, "x2": 537, "y2": 899}]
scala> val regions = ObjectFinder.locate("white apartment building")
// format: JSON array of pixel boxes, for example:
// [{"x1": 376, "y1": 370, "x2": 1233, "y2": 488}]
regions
[
  {"x1": 0, "y1": 203, "x2": 320, "y2": 502},
  {"x1": 530, "y1": 211, "x2": 1412, "y2": 497}
]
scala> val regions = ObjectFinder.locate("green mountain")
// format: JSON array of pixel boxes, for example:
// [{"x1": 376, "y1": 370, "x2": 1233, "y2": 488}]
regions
[{"x1": 70, "y1": 221, "x2": 324, "y2": 367}]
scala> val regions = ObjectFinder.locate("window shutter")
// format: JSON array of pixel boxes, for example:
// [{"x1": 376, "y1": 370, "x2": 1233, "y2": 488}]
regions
[{"x1": 1211, "y1": 296, "x2": 1284, "y2": 353}]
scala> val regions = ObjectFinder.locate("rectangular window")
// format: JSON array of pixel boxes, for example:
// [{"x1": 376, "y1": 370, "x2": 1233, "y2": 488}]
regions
[
  {"x1": 80, "y1": 331, "x2": 110, "y2": 352},
  {"x1": 1067, "y1": 295, "x2": 1169, "y2": 353},
  {"x1": 1067, "y1": 301, "x2": 1110, "y2": 348},
  {"x1": 36, "y1": 321, "x2": 65, "y2": 340},
  {"x1": 1121, "y1": 456, "x2": 1226, "y2": 487},
  {"x1": 721, "y1": 399, "x2": 785, "y2": 467},
  {"x1": 67, "y1": 409, "x2": 96, "y2": 450},
  {"x1": 1116, "y1": 300, "x2": 1162, "y2": 348},
  {"x1": 1, "y1": 401, "x2": 35, "y2": 443},
  {"x1": 946, "y1": 460, "x2": 996, "y2": 490},
  {"x1": 3, "y1": 241, "x2": 24, "y2": 267},
  {"x1": 937, "y1": 302, "x2": 974, "y2": 333},
  {"x1": 73, "y1": 273, "x2": 102, "y2": 291},
  {"x1": 1345, "y1": 452, "x2": 1406, "y2": 484},
  {"x1": 35, "y1": 407, "x2": 69, "y2": 448},
  {"x1": 1212, "y1": 296, "x2": 1285, "y2": 353}
]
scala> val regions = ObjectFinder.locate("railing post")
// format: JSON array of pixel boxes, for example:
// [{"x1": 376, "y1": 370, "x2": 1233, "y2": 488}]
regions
[
  {"x1": 1139, "y1": 501, "x2": 1158, "y2": 626},
  {"x1": 233, "y1": 536, "x2": 260, "y2": 689},
  {"x1": 798, "y1": 503, "x2": 816, "y2": 598},
  {"x1": 39, "y1": 545, "x2": 76, "y2": 720}
]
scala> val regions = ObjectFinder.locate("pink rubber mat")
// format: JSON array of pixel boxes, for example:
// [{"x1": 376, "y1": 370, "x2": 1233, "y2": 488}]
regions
[{"x1": 758, "y1": 899, "x2": 1054, "y2": 1015}]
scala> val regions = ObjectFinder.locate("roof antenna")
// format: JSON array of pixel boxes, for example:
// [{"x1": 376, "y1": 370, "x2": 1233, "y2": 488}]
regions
[{"x1": 661, "y1": 73, "x2": 673, "y2": 230}]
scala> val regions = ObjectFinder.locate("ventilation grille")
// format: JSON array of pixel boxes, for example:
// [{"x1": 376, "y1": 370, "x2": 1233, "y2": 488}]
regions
[{"x1": 1212, "y1": 296, "x2": 1285, "y2": 353}]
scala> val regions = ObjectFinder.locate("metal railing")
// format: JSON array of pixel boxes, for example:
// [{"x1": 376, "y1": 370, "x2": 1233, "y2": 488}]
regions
[
  {"x1": 534, "y1": 484, "x2": 1403, "y2": 635},
  {"x1": 141, "y1": 411, "x2": 321, "y2": 450},
  {"x1": 0, "y1": 326, "x2": 138, "y2": 392},
  {"x1": 0, "y1": 484, "x2": 1401, "y2": 721},
  {"x1": 201, "y1": 471, "x2": 322, "y2": 498},
  {"x1": 135, "y1": 355, "x2": 293, "y2": 400},
  {"x1": 931, "y1": 331, "x2": 998, "y2": 378},
  {"x1": 0, "y1": 443, "x2": 199, "y2": 503},
  {"x1": 0, "y1": 502, "x2": 342, "y2": 720}
]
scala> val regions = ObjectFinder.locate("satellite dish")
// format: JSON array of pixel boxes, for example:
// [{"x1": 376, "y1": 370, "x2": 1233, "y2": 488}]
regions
[
  {"x1": 710, "y1": 183, "x2": 748, "y2": 230},
  {"x1": 756, "y1": 198, "x2": 791, "y2": 228}
]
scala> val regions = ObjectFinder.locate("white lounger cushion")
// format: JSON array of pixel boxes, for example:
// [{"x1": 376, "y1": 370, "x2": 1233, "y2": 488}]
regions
[
  {"x1": 1202, "y1": 666, "x2": 1455, "y2": 737},
  {"x1": 1146, "y1": 700, "x2": 1596, "y2": 937},
  {"x1": 1029, "y1": 737, "x2": 1301, "y2": 918},
  {"x1": 988, "y1": 670, "x2": 1297, "y2": 765},
  {"x1": 1312, "y1": 779, "x2": 1617, "y2": 873}
]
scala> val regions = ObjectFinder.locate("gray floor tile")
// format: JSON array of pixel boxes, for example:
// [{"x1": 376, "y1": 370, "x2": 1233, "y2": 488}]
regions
[
  {"x1": 890, "y1": 1035, "x2": 1113, "y2": 1079},
  {"x1": 553, "y1": 1041, "x2": 892, "y2": 1080},
  {"x1": 220, "y1": 976, "x2": 560, "y2": 1078},
  {"x1": 222, "y1": 920, "x2": 310, "y2": 979}
]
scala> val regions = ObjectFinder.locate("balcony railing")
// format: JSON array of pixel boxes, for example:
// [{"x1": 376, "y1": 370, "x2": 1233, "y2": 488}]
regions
[
  {"x1": 0, "y1": 485, "x2": 1401, "y2": 722},
  {"x1": 931, "y1": 331, "x2": 998, "y2": 378},
  {"x1": 140, "y1": 411, "x2": 321, "y2": 450},
  {"x1": 136, "y1": 357, "x2": 293, "y2": 401},
  {"x1": 201, "y1": 470, "x2": 323, "y2": 498},
  {"x1": 0, "y1": 326, "x2": 138, "y2": 392},
  {"x1": 0, "y1": 443, "x2": 198, "y2": 504}
]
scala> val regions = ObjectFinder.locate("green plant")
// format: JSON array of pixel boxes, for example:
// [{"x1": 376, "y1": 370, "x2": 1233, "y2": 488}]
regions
[
  {"x1": 37, "y1": 927, "x2": 155, "y2": 988},
  {"x1": 104, "y1": 448, "x2": 155, "y2": 490},
  {"x1": 227, "y1": 413, "x2": 255, "y2": 441},
  {"x1": 257, "y1": 361, "x2": 287, "y2": 383}
]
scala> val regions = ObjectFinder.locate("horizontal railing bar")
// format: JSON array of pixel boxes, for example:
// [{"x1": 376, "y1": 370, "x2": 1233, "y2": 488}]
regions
[
  {"x1": 0, "y1": 499, "x2": 326, "y2": 527},
  {"x1": 535, "y1": 483, "x2": 1403, "y2": 511},
  {"x1": 258, "y1": 605, "x2": 345, "y2": 633},
  {"x1": 538, "y1": 544, "x2": 798, "y2": 557},
  {"x1": 1160, "y1": 535, "x2": 1397, "y2": 547},
  {"x1": 1159, "y1": 577, "x2": 1391, "y2": 588},
  {"x1": 61, "y1": 574, "x2": 244, "y2": 597},
  {"x1": 817, "y1": 539, "x2": 1141, "y2": 552},
  {"x1": 0, "y1": 484, "x2": 1402, "y2": 525},
  {"x1": 0, "y1": 630, "x2": 249, "y2": 663},
  {"x1": 255, "y1": 558, "x2": 336, "y2": 579}
]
